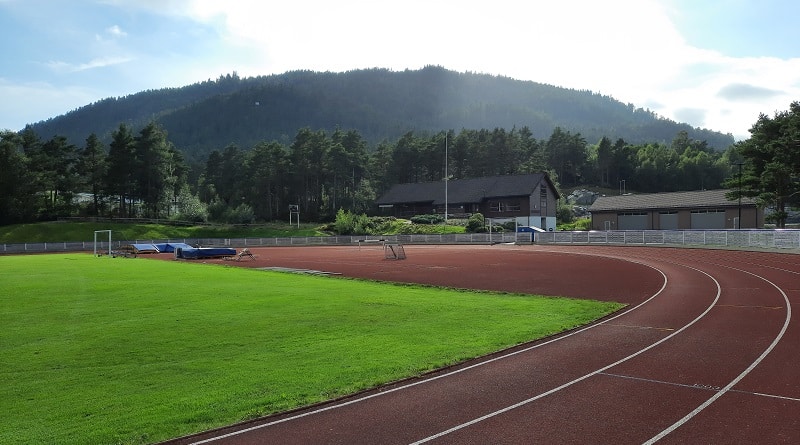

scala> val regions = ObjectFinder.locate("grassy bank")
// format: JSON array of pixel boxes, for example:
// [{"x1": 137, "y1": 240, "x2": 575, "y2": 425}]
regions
[
  {"x1": 0, "y1": 221, "x2": 325, "y2": 243},
  {"x1": 0, "y1": 254, "x2": 622, "y2": 444}
]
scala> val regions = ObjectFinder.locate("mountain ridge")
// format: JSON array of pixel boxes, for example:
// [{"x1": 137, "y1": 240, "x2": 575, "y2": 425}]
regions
[{"x1": 28, "y1": 66, "x2": 735, "y2": 158}]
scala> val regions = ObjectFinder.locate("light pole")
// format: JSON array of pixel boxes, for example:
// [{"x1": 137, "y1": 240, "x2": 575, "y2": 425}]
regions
[
  {"x1": 733, "y1": 161, "x2": 744, "y2": 229},
  {"x1": 444, "y1": 133, "x2": 448, "y2": 224}
]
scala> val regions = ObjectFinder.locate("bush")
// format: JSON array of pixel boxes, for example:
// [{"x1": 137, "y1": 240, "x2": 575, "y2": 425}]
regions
[
  {"x1": 501, "y1": 221, "x2": 517, "y2": 231},
  {"x1": 395, "y1": 223, "x2": 461, "y2": 235},
  {"x1": 490, "y1": 224, "x2": 505, "y2": 233},
  {"x1": 465, "y1": 213, "x2": 485, "y2": 233},
  {"x1": 558, "y1": 217, "x2": 591, "y2": 231},
  {"x1": 333, "y1": 210, "x2": 399, "y2": 235},
  {"x1": 334, "y1": 208, "x2": 356, "y2": 234},
  {"x1": 557, "y1": 202, "x2": 575, "y2": 224},
  {"x1": 173, "y1": 194, "x2": 208, "y2": 223},
  {"x1": 410, "y1": 214, "x2": 444, "y2": 225},
  {"x1": 224, "y1": 204, "x2": 255, "y2": 224}
]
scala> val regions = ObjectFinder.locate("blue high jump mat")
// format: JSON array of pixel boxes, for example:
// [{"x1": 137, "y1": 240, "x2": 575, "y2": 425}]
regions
[{"x1": 175, "y1": 246, "x2": 236, "y2": 259}]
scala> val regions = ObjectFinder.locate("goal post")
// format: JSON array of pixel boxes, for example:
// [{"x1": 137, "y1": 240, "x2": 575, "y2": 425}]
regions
[{"x1": 94, "y1": 230, "x2": 112, "y2": 257}]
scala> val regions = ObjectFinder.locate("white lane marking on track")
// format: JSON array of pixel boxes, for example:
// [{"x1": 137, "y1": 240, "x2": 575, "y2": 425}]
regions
[
  {"x1": 599, "y1": 372, "x2": 800, "y2": 403},
  {"x1": 606, "y1": 323, "x2": 675, "y2": 331},
  {"x1": 189, "y1": 255, "x2": 670, "y2": 444},
  {"x1": 644, "y1": 266, "x2": 792, "y2": 444},
  {"x1": 409, "y1": 266, "x2": 721, "y2": 445},
  {"x1": 739, "y1": 391, "x2": 800, "y2": 403},
  {"x1": 598, "y1": 372, "x2": 722, "y2": 391}
]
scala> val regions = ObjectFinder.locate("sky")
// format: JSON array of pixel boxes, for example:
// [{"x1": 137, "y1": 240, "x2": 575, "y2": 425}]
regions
[{"x1": 1, "y1": 0, "x2": 799, "y2": 141}]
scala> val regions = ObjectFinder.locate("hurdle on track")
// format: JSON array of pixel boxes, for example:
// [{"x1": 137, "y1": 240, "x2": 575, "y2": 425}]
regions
[{"x1": 383, "y1": 242, "x2": 406, "y2": 260}]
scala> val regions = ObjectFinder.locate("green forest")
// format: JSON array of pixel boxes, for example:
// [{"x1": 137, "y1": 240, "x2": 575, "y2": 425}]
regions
[{"x1": 0, "y1": 121, "x2": 741, "y2": 226}]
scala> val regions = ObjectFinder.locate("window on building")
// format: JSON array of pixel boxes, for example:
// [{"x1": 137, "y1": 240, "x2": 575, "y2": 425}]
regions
[
  {"x1": 488, "y1": 201, "x2": 520, "y2": 213},
  {"x1": 690, "y1": 209, "x2": 724, "y2": 214}
]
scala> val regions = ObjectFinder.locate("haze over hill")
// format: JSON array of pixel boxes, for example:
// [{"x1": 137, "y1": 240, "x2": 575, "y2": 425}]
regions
[{"x1": 29, "y1": 66, "x2": 735, "y2": 159}]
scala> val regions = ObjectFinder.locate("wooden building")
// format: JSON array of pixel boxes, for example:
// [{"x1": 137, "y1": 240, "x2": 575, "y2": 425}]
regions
[{"x1": 376, "y1": 173, "x2": 560, "y2": 231}]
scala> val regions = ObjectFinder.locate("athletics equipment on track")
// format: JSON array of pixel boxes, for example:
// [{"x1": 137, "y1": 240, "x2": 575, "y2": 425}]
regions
[{"x1": 383, "y1": 242, "x2": 406, "y2": 260}]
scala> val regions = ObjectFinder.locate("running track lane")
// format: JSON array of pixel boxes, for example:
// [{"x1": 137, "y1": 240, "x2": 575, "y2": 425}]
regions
[{"x1": 161, "y1": 245, "x2": 799, "y2": 444}]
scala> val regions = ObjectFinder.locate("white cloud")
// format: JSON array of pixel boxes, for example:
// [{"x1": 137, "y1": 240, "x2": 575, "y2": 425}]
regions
[
  {"x1": 46, "y1": 56, "x2": 133, "y2": 73},
  {"x1": 106, "y1": 25, "x2": 127, "y2": 38}
]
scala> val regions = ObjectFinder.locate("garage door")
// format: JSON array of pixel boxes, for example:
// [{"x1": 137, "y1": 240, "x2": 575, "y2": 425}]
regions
[
  {"x1": 690, "y1": 210, "x2": 725, "y2": 229},
  {"x1": 659, "y1": 212, "x2": 678, "y2": 230},
  {"x1": 618, "y1": 213, "x2": 648, "y2": 230}
]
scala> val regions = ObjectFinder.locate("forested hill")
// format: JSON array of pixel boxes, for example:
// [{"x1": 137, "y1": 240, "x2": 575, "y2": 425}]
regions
[{"x1": 29, "y1": 66, "x2": 734, "y2": 158}]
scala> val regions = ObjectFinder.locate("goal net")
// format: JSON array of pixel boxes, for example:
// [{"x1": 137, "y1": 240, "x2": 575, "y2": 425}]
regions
[
  {"x1": 94, "y1": 230, "x2": 112, "y2": 256},
  {"x1": 384, "y1": 242, "x2": 406, "y2": 260}
]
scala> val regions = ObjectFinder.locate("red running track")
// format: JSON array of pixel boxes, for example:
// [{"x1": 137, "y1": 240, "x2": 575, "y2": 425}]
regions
[{"x1": 161, "y1": 245, "x2": 800, "y2": 444}]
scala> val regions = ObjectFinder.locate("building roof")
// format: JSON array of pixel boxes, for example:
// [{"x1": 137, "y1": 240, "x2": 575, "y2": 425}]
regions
[
  {"x1": 376, "y1": 173, "x2": 559, "y2": 205},
  {"x1": 589, "y1": 189, "x2": 757, "y2": 212}
]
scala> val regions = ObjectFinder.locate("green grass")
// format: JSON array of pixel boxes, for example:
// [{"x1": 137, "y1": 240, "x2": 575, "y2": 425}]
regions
[
  {"x1": 0, "y1": 221, "x2": 325, "y2": 243},
  {"x1": 0, "y1": 254, "x2": 623, "y2": 445}
]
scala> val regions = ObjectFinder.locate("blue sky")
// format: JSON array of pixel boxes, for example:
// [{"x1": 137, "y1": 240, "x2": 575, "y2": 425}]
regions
[{"x1": 1, "y1": 0, "x2": 798, "y2": 141}]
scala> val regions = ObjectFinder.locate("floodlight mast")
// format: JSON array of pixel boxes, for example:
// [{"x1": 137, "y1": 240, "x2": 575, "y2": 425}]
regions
[
  {"x1": 445, "y1": 133, "x2": 448, "y2": 224},
  {"x1": 737, "y1": 161, "x2": 743, "y2": 228},
  {"x1": 732, "y1": 161, "x2": 744, "y2": 229}
]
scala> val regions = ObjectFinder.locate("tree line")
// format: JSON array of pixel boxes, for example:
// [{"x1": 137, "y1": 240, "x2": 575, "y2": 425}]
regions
[{"x1": 2, "y1": 120, "x2": 749, "y2": 226}]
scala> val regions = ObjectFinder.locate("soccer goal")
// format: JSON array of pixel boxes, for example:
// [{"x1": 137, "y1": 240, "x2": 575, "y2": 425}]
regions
[
  {"x1": 93, "y1": 230, "x2": 112, "y2": 257},
  {"x1": 384, "y1": 242, "x2": 406, "y2": 260}
]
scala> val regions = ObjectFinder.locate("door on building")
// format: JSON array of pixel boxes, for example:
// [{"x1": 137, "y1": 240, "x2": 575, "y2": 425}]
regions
[
  {"x1": 690, "y1": 210, "x2": 725, "y2": 229},
  {"x1": 659, "y1": 211, "x2": 678, "y2": 230},
  {"x1": 618, "y1": 213, "x2": 647, "y2": 230}
]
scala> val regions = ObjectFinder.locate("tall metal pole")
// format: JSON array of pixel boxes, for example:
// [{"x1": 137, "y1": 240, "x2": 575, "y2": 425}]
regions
[
  {"x1": 445, "y1": 133, "x2": 448, "y2": 224},
  {"x1": 737, "y1": 162, "x2": 743, "y2": 228}
]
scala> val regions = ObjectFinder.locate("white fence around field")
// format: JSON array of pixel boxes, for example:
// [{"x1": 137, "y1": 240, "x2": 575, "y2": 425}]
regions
[
  {"x1": 0, "y1": 232, "x2": 528, "y2": 254},
  {"x1": 3, "y1": 230, "x2": 799, "y2": 254},
  {"x1": 534, "y1": 229, "x2": 800, "y2": 250}
]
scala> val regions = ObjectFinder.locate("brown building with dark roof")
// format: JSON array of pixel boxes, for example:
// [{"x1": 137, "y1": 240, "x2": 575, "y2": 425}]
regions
[
  {"x1": 589, "y1": 189, "x2": 763, "y2": 230},
  {"x1": 376, "y1": 173, "x2": 560, "y2": 231}
]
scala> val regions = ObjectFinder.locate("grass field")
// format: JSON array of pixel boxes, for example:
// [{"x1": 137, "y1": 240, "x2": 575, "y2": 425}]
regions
[{"x1": 0, "y1": 254, "x2": 623, "y2": 445}]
